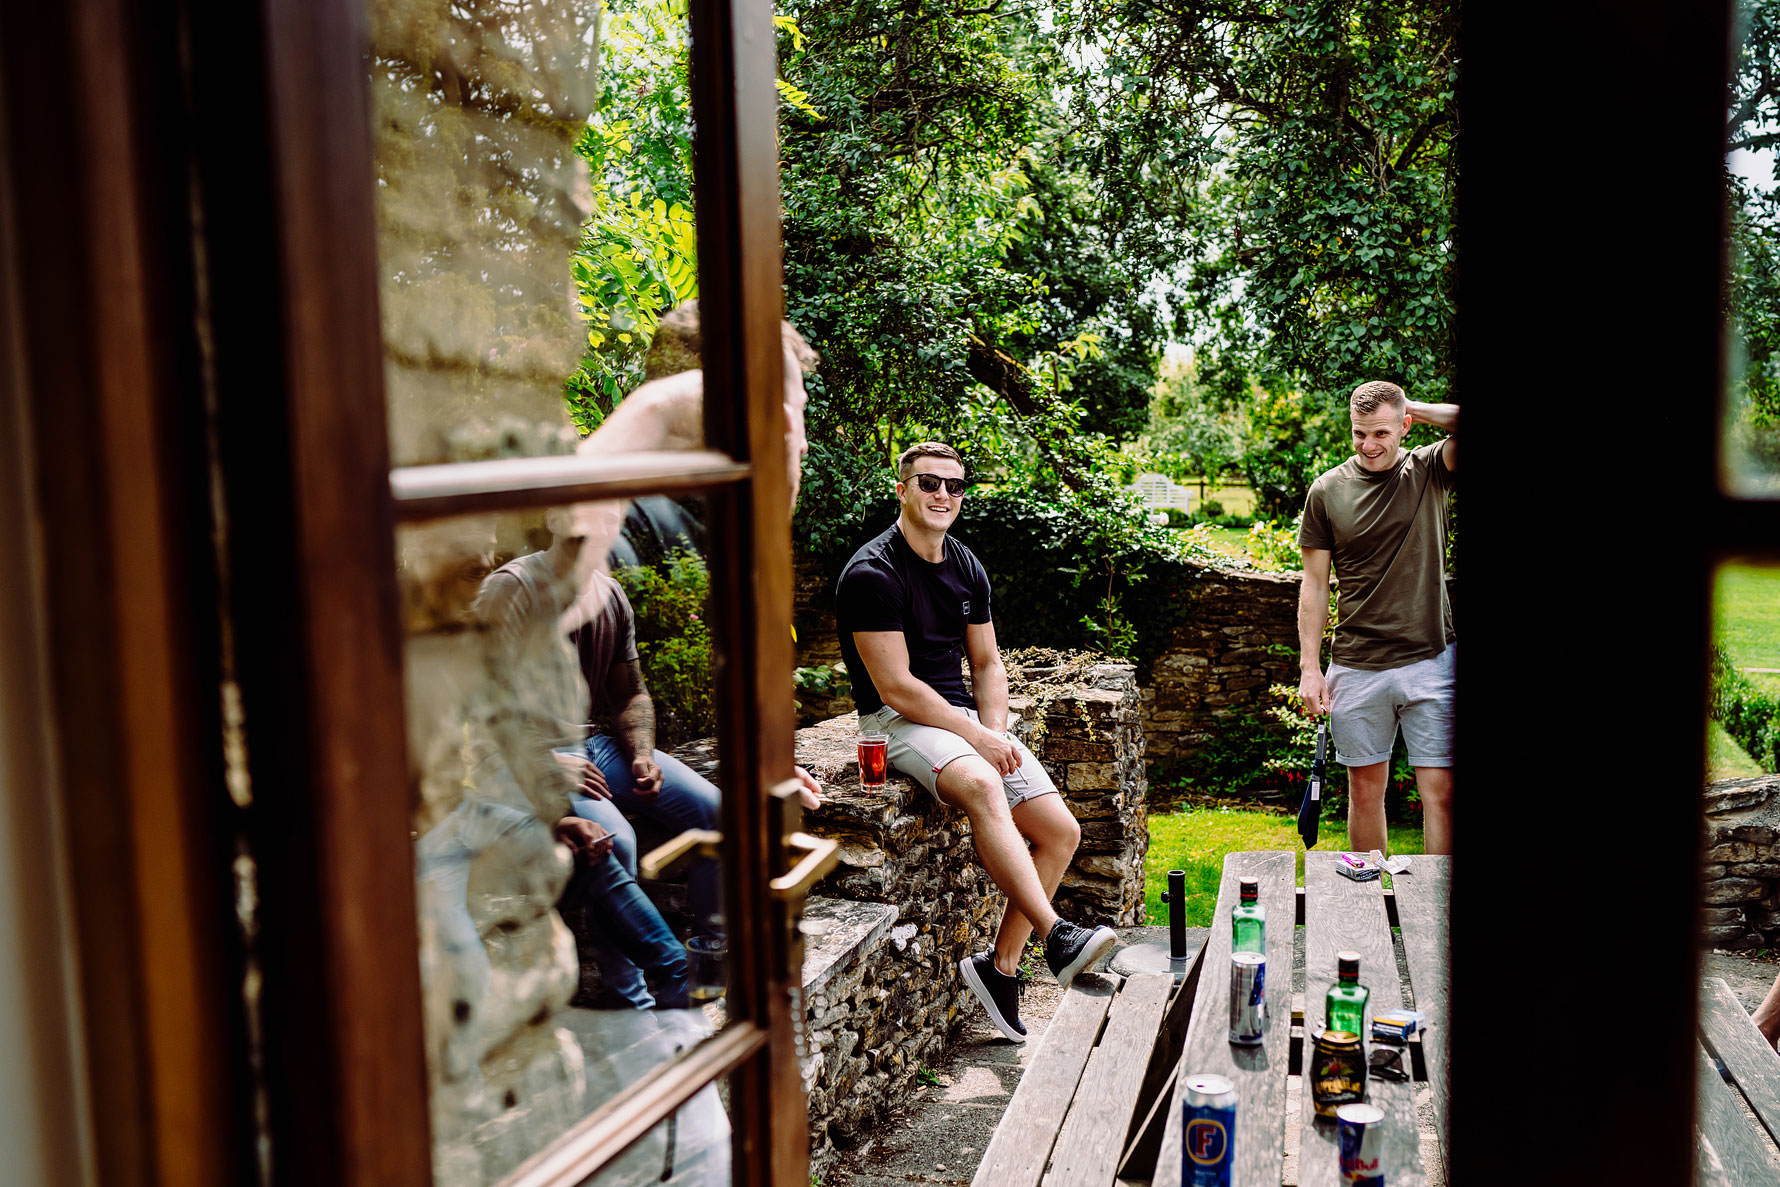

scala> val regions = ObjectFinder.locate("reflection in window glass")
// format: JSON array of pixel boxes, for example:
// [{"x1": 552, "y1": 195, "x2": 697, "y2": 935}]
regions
[
  {"x1": 398, "y1": 501, "x2": 727, "y2": 1184},
  {"x1": 1723, "y1": 6, "x2": 1780, "y2": 495},
  {"x1": 368, "y1": 0, "x2": 702, "y2": 469}
]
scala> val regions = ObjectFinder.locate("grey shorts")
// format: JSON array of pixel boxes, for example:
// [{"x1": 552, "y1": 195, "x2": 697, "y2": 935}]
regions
[
  {"x1": 857, "y1": 705, "x2": 1060, "y2": 810},
  {"x1": 1326, "y1": 643, "x2": 1456, "y2": 768}
]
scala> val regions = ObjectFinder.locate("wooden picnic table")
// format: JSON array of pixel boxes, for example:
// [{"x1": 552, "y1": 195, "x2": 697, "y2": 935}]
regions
[{"x1": 1153, "y1": 851, "x2": 1452, "y2": 1187}]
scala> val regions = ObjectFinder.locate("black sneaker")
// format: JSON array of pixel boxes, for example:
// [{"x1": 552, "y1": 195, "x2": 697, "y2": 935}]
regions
[
  {"x1": 959, "y1": 952, "x2": 1026, "y2": 1042},
  {"x1": 1044, "y1": 919, "x2": 1117, "y2": 988}
]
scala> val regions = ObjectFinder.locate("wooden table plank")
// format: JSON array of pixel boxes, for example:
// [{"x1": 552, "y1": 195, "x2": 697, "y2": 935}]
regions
[
  {"x1": 971, "y1": 974, "x2": 1116, "y2": 1187},
  {"x1": 1388, "y1": 854, "x2": 1451, "y2": 1178},
  {"x1": 1700, "y1": 977, "x2": 1780, "y2": 1149},
  {"x1": 1695, "y1": 1040, "x2": 1780, "y2": 1186},
  {"x1": 1155, "y1": 851, "x2": 1296, "y2": 1187},
  {"x1": 1299, "y1": 852, "x2": 1425, "y2": 1187},
  {"x1": 1044, "y1": 973, "x2": 1174, "y2": 1187}
]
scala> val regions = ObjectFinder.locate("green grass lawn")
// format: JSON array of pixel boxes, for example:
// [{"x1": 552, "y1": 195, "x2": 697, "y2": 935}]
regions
[
  {"x1": 1144, "y1": 805, "x2": 1425, "y2": 927},
  {"x1": 1709, "y1": 720, "x2": 1766, "y2": 780},
  {"x1": 1175, "y1": 478, "x2": 1257, "y2": 518},
  {"x1": 1716, "y1": 563, "x2": 1780, "y2": 670},
  {"x1": 1190, "y1": 525, "x2": 1252, "y2": 562}
]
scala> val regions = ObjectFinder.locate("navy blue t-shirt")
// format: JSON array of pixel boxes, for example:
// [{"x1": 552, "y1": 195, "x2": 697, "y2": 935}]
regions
[{"x1": 836, "y1": 523, "x2": 994, "y2": 715}]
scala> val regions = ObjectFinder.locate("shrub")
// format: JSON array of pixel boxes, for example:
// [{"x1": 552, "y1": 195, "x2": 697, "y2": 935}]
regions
[
  {"x1": 1245, "y1": 517, "x2": 1303, "y2": 571},
  {"x1": 614, "y1": 549, "x2": 715, "y2": 750},
  {"x1": 1711, "y1": 645, "x2": 1780, "y2": 773},
  {"x1": 1199, "y1": 498, "x2": 1226, "y2": 519},
  {"x1": 1153, "y1": 684, "x2": 1421, "y2": 824}
]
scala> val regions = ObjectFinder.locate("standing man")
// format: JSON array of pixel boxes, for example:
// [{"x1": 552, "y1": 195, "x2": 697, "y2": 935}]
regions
[
  {"x1": 1297, "y1": 381, "x2": 1458, "y2": 855},
  {"x1": 837, "y1": 442, "x2": 1116, "y2": 1043}
]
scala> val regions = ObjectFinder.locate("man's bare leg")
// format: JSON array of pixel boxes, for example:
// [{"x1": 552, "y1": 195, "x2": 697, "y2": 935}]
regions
[
  {"x1": 990, "y1": 794, "x2": 1081, "y2": 976},
  {"x1": 935, "y1": 756, "x2": 1060, "y2": 945},
  {"x1": 1346, "y1": 761, "x2": 1389, "y2": 854},
  {"x1": 1753, "y1": 970, "x2": 1780, "y2": 1050},
  {"x1": 1414, "y1": 765, "x2": 1453, "y2": 855}
]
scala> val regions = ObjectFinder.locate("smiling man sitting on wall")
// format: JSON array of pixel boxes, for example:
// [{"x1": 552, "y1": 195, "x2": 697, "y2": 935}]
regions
[
  {"x1": 1297, "y1": 380, "x2": 1459, "y2": 856},
  {"x1": 835, "y1": 442, "x2": 1117, "y2": 1044}
]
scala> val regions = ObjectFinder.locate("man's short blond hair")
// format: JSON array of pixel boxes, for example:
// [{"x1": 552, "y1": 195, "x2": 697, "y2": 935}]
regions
[
  {"x1": 897, "y1": 441, "x2": 964, "y2": 481},
  {"x1": 1350, "y1": 380, "x2": 1407, "y2": 418},
  {"x1": 642, "y1": 299, "x2": 819, "y2": 381}
]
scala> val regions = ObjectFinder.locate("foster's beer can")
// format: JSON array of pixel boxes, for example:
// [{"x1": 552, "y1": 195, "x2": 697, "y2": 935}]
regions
[{"x1": 1181, "y1": 1073, "x2": 1236, "y2": 1187}]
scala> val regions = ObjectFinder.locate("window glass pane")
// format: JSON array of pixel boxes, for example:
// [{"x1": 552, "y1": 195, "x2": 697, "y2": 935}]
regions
[
  {"x1": 1722, "y1": 8, "x2": 1780, "y2": 495},
  {"x1": 398, "y1": 499, "x2": 730, "y2": 1185},
  {"x1": 573, "y1": 1070, "x2": 732, "y2": 1187},
  {"x1": 1702, "y1": 563, "x2": 1780, "y2": 976},
  {"x1": 369, "y1": 0, "x2": 699, "y2": 467}
]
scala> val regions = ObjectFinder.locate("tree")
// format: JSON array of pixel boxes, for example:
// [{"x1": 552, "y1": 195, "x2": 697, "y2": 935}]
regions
[
  {"x1": 1058, "y1": 0, "x2": 1458, "y2": 418},
  {"x1": 1727, "y1": 0, "x2": 1780, "y2": 480}
]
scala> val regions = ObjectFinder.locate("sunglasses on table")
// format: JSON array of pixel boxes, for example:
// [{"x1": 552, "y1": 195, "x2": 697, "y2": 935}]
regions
[
  {"x1": 1368, "y1": 1044, "x2": 1409, "y2": 1082},
  {"x1": 910, "y1": 473, "x2": 970, "y2": 497}
]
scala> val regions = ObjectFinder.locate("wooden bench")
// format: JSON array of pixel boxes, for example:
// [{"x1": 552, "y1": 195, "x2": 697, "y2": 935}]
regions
[
  {"x1": 1150, "y1": 852, "x2": 1451, "y2": 1187},
  {"x1": 970, "y1": 960, "x2": 1199, "y2": 1187},
  {"x1": 1696, "y1": 976, "x2": 1780, "y2": 1183}
]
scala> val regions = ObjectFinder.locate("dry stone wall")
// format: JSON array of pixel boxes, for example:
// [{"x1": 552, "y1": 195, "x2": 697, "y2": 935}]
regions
[
  {"x1": 1701, "y1": 775, "x2": 1780, "y2": 949},
  {"x1": 786, "y1": 664, "x2": 1147, "y2": 1176},
  {"x1": 1141, "y1": 560, "x2": 1304, "y2": 764}
]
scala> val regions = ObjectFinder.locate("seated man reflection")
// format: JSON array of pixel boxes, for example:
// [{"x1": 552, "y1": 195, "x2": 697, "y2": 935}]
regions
[{"x1": 475, "y1": 518, "x2": 691, "y2": 1009}]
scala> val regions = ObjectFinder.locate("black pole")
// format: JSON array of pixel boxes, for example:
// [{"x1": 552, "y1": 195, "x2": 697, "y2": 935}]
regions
[{"x1": 1166, "y1": 869, "x2": 1186, "y2": 960}]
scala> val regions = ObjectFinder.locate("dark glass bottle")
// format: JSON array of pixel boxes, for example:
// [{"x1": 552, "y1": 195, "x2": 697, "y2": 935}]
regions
[
  {"x1": 1325, "y1": 950, "x2": 1369, "y2": 1036},
  {"x1": 1232, "y1": 876, "x2": 1265, "y2": 954}
]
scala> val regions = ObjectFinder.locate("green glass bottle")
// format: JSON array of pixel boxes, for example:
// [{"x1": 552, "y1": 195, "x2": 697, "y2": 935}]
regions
[
  {"x1": 1325, "y1": 951, "x2": 1369, "y2": 1036},
  {"x1": 1232, "y1": 876, "x2": 1265, "y2": 954}
]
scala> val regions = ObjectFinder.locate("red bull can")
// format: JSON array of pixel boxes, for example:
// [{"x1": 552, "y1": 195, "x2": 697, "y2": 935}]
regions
[
  {"x1": 1336, "y1": 1102, "x2": 1384, "y2": 1183},
  {"x1": 1181, "y1": 1073, "x2": 1236, "y2": 1186},
  {"x1": 1227, "y1": 951, "x2": 1266, "y2": 1045}
]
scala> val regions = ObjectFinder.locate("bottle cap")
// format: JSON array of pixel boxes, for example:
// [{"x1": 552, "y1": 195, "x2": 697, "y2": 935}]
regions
[
  {"x1": 1238, "y1": 876, "x2": 1258, "y2": 902},
  {"x1": 1337, "y1": 951, "x2": 1360, "y2": 978}
]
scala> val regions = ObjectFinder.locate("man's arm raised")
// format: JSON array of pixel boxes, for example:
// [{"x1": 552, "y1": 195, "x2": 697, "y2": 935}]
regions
[
  {"x1": 1298, "y1": 548, "x2": 1334, "y2": 717},
  {"x1": 1407, "y1": 400, "x2": 1458, "y2": 471},
  {"x1": 852, "y1": 630, "x2": 1022, "y2": 775}
]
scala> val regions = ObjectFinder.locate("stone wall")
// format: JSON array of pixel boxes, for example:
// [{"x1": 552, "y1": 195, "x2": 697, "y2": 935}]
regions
[
  {"x1": 1141, "y1": 560, "x2": 1304, "y2": 764},
  {"x1": 788, "y1": 664, "x2": 1148, "y2": 1175},
  {"x1": 1701, "y1": 774, "x2": 1780, "y2": 949}
]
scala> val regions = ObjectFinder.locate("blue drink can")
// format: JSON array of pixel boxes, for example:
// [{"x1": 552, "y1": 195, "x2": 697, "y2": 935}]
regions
[
  {"x1": 1181, "y1": 1073, "x2": 1236, "y2": 1186},
  {"x1": 1336, "y1": 1102, "x2": 1385, "y2": 1183}
]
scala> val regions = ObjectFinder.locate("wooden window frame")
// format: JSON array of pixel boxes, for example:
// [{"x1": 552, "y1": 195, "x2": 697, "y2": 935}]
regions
[{"x1": 3, "y1": 0, "x2": 1769, "y2": 1183}]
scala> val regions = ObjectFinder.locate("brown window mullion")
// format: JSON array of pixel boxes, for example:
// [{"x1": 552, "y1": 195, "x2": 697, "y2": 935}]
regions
[{"x1": 390, "y1": 450, "x2": 752, "y2": 522}]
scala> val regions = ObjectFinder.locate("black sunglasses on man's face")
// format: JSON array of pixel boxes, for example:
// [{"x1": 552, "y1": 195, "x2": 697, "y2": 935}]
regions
[{"x1": 910, "y1": 473, "x2": 969, "y2": 497}]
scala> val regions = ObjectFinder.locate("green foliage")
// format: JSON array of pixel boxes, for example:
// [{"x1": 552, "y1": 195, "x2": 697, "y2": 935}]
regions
[
  {"x1": 1060, "y1": 0, "x2": 1456, "y2": 482},
  {"x1": 565, "y1": 0, "x2": 699, "y2": 429},
  {"x1": 1710, "y1": 645, "x2": 1780, "y2": 774},
  {"x1": 1727, "y1": 0, "x2": 1780, "y2": 467},
  {"x1": 1154, "y1": 684, "x2": 1418, "y2": 821},
  {"x1": 1141, "y1": 365, "x2": 1247, "y2": 496},
  {"x1": 1245, "y1": 518, "x2": 1303, "y2": 572},
  {"x1": 1198, "y1": 500, "x2": 1226, "y2": 520},
  {"x1": 613, "y1": 549, "x2": 714, "y2": 750},
  {"x1": 794, "y1": 663, "x2": 851, "y2": 700}
]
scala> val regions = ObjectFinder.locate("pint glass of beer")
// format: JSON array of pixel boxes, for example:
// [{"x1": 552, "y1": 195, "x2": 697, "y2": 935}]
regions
[{"x1": 857, "y1": 732, "x2": 889, "y2": 790}]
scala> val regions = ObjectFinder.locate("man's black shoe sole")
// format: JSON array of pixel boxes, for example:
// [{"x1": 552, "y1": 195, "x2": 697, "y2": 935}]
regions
[
  {"x1": 959, "y1": 957, "x2": 1027, "y2": 1043},
  {"x1": 1050, "y1": 926, "x2": 1117, "y2": 989}
]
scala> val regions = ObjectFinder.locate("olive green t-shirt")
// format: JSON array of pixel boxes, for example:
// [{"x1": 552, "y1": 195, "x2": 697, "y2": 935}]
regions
[{"x1": 1298, "y1": 439, "x2": 1455, "y2": 671}]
